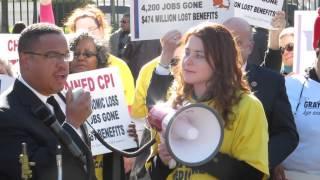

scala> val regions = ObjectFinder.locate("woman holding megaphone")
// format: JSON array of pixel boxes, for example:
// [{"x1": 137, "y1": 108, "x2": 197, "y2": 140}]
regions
[{"x1": 145, "y1": 23, "x2": 269, "y2": 179}]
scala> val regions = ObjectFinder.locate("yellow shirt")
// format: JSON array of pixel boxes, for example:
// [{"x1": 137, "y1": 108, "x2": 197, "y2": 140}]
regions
[
  {"x1": 108, "y1": 54, "x2": 135, "y2": 106},
  {"x1": 131, "y1": 57, "x2": 160, "y2": 119},
  {"x1": 147, "y1": 93, "x2": 269, "y2": 179}
]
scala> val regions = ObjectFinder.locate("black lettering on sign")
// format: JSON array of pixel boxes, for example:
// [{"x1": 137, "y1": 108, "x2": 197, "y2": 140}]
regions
[{"x1": 262, "y1": 0, "x2": 278, "y2": 5}]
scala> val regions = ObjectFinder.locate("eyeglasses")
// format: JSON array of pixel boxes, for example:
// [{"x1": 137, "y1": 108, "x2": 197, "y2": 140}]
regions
[
  {"x1": 280, "y1": 43, "x2": 294, "y2": 54},
  {"x1": 73, "y1": 51, "x2": 97, "y2": 59},
  {"x1": 120, "y1": 20, "x2": 129, "y2": 24},
  {"x1": 183, "y1": 49, "x2": 206, "y2": 64},
  {"x1": 170, "y1": 57, "x2": 180, "y2": 66},
  {"x1": 88, "y1": 26, "x2": 99, "y2": 33},
  {"x1": 23, "y1": 51, "x2": 73, "y2": 62}
]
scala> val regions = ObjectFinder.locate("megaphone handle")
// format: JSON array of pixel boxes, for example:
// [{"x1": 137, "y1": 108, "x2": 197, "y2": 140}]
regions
[{"x1": 168, "y1": 159, "x2": 177, "y2": 169}]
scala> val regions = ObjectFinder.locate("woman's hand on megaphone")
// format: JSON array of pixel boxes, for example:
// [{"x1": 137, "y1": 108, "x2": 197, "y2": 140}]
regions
[{"x1": 158, "y1": 135, "x2": 173, "y2": 167}]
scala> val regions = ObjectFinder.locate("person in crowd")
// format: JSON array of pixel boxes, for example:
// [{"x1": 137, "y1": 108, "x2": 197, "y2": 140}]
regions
[
  {"x1": 11, "y1": 21, "x2": 26, "y2": 34},
  {"x1": 39, "y1": 0, "x2": 55, "y2": 24},
  {"x1": 65, "y1": 5, "x2": 136, "y2": 179},
  {"x1": 278, "y1": 27, "x2": 294, "y2": 75},
  {"x1": 146, "y1": 22, "x2": 269, "y2": 179},
  {"x1": 64, "y1": 5, "x2": 134, "y2": 105},
  {"x1": 247, "y1": 7, "x2": 294, "y2": 67},
  {"x1": 69, "y1": 32, "x2": 135, "y2": 180},
  {"x1": 0, "y1": 58, "x2": 13, "y2": 76},
  {"x1": 122, "y1": 37, "x2": 162, "y2": 81},
  {"x1": 261, "y1": 11, "x2": 285, "y2": 73},
  {"x1": 129, "y1": 30, "x2": 182, "y2": 180},
  {"x1": 272, "y1": 12, "x2": 320, "y2": 180},
  {"x1": 0, "y1": 23, "x2": 95, "y2": 180},
  {"x1": 131, "y1": 30, "x2": 182, "y2": 119},
  {"x1": 65, "y1": 4, "x2": 111, "y2": 43},
  {"x1": 261, "y1": 12, "x2": 294, "y2": 75},
  {"x1": 109, "y1": 14, "x2": 130, "y2": 59},
  {"x1": 223, "y1": 17, "x2": 299, "y2": 179},
  {"x1": 247, "y1": 27, "x2": 269, "y2": 66},
  {"x1": 12, "y1": 0, "x2": 55, "y2": 30}
]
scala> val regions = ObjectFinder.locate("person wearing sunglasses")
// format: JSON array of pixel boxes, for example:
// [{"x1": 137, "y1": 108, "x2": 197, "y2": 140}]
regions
[
  {"x1": 69, "y1": 32, "x2": 136, "y2": 180},
  {"x1": 279, "y1": 28, "x2": 294, "y2": 75},
  {"x1": 273, "y1": 11, "x2": 320, "y2": 180},
  {"x1": 262, "y1": 12, "x2": 294, "y2": 76},
  {"x1": 109, "y1": 14, "x2": 131, "y2": 59}
]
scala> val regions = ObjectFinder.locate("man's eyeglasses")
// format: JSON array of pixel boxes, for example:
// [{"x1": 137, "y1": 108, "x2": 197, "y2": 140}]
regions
[
  {"x1": 23, "y1": 51, "x2": 73, "y2": 62},
  {"x1": 280, "y1": 43, "x2": 294, "y2": 54},
  {"x1": 73, "y1": 51, "x2": 97, "y2": 59}
]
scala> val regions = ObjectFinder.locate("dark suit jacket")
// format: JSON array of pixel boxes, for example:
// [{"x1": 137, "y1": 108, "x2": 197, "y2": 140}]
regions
[
  {"x1": 246, "y1": 64, "x2": 299, "y2": 168},
  {"x1": 0, "y1": 80, "x2": 95, "y2": 180}
]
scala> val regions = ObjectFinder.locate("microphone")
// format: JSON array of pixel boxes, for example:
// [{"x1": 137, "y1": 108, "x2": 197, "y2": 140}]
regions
[
  {"x1": 33, "y1": 104, "x2": 87, "y2": 165},
  {"x1": 56, "y1": 145, "x2": 62, "y2": 180}
]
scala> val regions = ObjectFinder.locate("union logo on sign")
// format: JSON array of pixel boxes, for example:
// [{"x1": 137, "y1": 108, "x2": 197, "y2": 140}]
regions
[{"x1": 212, "y1": 0, "x2": 230, "y2": 9}]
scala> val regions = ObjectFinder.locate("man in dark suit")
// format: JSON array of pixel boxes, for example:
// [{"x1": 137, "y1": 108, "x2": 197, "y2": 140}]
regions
[
  {"x1": 223, "y1": 18, "x2": 299, "y2": 179},
  {"x1": 0, "y1": 23, "x2": 95, "y2": 180}
]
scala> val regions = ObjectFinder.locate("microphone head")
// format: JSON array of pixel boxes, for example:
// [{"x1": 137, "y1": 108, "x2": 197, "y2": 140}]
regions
[{"x1": 33, "y1": 104, "x2": 56, "y2": 125}]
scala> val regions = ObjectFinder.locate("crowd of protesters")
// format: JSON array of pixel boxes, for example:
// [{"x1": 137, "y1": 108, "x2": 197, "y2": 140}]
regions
[{"x1": 1, "y1": 1, "x2": 320, "y2": 180}]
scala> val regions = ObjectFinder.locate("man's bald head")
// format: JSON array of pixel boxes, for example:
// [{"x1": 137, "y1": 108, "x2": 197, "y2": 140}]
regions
[{"x1": 223, "y1": 17, "x2": 254, "y2": 63}]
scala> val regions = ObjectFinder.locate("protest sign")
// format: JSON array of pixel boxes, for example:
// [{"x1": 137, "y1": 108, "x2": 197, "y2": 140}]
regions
[
  {"x1": 130, "y1": 0, "x2": 234, "y2": 40},
  {"x1": 65, "y1": 67, "x2": 137, "y2": 155},
  {"x1": 234, "y1": 0, "x2": 284, "y2": 29},
  {"x1": 0, "y1": 34, "x2": 20, "y2": 63},
  {"x1": 130, "y1": 0, "x2": 284, "y2": 40},
  {"x1": 0, "y1": 75, "x2": 15, "y2": 94},
  {"x1": 294, "y1": 11, "x2": 317, "y2": 74}
]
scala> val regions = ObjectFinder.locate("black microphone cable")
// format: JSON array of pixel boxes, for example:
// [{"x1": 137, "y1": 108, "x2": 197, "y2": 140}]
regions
[{"x1": 85, "y1": 121, "x2": 157, "y2": 158}]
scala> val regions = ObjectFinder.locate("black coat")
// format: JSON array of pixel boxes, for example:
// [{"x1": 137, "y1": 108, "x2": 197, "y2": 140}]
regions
[
  {"x1": 0, "y1": 80, "x2": 95, "y2": 180},
  {"x1": 246, "y1": 64, "x2": 299, "y2": 168}
]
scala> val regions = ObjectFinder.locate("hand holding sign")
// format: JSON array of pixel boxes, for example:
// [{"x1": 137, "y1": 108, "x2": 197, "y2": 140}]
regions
[
  {"x1": 268, "y1": 11, "x2": 286, "y2": 49},
  {"x1": 160, "y1": 30, "x2": 182, "y2": 67},
  {"x1": 270, "y1": 11, "x2": 286, "y2": 30}
]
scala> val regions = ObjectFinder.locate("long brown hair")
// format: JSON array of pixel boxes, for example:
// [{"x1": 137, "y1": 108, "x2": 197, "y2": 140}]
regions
[{"x1": 172, "y1": 23, "x2": 250, "y2": 127}]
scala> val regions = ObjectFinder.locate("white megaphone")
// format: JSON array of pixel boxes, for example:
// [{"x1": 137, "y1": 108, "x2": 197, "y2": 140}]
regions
[{"x1": 148, "y1": 103, "x2": 224, "y2": 168}]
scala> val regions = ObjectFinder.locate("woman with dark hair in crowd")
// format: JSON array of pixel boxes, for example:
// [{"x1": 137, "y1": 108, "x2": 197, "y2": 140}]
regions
[
  {"x1": 146, "y1": 23, "x2": 269, "y2": 179},
  {"x1": 69, "y1": 32, "x2": 136, "y2": 180}
]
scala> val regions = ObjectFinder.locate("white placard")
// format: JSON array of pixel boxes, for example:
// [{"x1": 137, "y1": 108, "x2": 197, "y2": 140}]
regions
[
  {"x1": 234, "y1": 0, "x2": 284, "y2": 29},
  {"x1": 0, "y1": 34, "x2": 20, "y2": 61},
  {"x1": 0, "y1": 75, "x2": 15, "y2": 94},
  {"x1": 64, "y1": 67, "x2": 137, "y2": 155},
  {"x1": 130, "y1": 0, "x2": 234, "y2": 41},
  {"x1": 130, "y1": 0, "x2": 284, "y2": 41},
  {"x1": 0, "y1": 34, "x2": 20, "y2": 76},
  {"x1": 294, "y1": 11, "x2": 317, "y2": 74}
]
